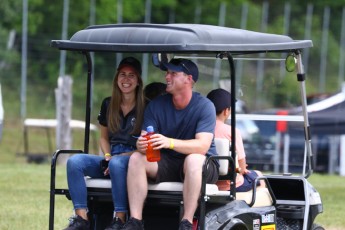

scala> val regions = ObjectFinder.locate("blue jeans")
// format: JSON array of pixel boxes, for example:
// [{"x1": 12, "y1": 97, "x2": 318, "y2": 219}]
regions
[{"x1": 66, "y1": 144, "x2": 135, "y2": 213}]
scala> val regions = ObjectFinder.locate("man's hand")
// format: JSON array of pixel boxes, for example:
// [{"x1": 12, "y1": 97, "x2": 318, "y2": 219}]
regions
[
  {"x1": 149, "y1": 133, "x2": 170, "y2": 150},
  {"x1": 137, "y1": 133, "x2": 170, "y2": 152}
]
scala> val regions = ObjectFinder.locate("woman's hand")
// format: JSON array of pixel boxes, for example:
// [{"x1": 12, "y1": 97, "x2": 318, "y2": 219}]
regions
[
  {"x1": 104, "y1": 167, "x2": 110, "y2": 176},
  {"x1": 103, "y1": 155, "x2": 111, "y2": 176}
]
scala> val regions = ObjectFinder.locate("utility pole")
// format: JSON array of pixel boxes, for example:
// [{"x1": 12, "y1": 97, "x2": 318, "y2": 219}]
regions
[
  {"x1": 319, "y1": 6, "x2": 330, "y2": 93},
  {"x1": 21, "y1": 0, "x2": 28, "y2": 120},
  {"x1": 213, "y1": 2, "x2": 226, "y2": 89},
  {"x1": 303, "y1": 4, "x2": 313, "y2": 76},
  {"x1": 116, "y1": 0, "x2": 123, "y2": 67},
  {"x1": 142, "y1": 0, "x2": 151, "y2": 84},
  {"x1": 339, "y1": 7, "x2": 345, "y2": 86},
  {"x1": 59, "y1": 0, "x2": 69, "y2": 78},
  {"x1": 56, "y1": 0, "x2": 72, "y2": 164}
]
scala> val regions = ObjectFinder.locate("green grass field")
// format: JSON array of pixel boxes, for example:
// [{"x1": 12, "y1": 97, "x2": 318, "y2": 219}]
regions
[
  {"x1": 0, "y1": 162, "x2": 344, "y2": 229},
  {"x1": 1, "y1": 118, "x2": 345, "y2": 229}
]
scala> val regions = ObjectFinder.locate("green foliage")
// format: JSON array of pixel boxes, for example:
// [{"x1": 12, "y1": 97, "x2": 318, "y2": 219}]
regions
[
  {"x1": 243, "y1": 3, "x2": 264, "y2": 31},
  {"x1": 0, "y1": 1, "x2": 22, "y2": 30},
  {"x1": 1, "y1": 0, "x2": 345, "y2": 118}
]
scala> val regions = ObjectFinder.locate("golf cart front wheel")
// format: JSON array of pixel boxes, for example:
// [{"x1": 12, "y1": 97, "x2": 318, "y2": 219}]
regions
[{"x1": 223, "y1": 218, "x2": 248, "y2": 230}]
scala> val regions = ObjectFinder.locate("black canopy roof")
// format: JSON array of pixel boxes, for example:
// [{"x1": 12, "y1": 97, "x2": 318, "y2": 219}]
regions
[
  {"x1": 309, "y1": 106, "x2": 345, "y2": 135},
  {"x1": 308, "y1": 94, "x2": 345, "y2": 135},
  {"x1": 51, "y1": 23, "x2": 312, "y2": 53},
  {"x1": 288, "y1": 91, "x2": 345, "y2": 135}
]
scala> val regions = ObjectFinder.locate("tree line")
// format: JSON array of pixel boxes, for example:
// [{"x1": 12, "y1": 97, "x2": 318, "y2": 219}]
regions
[{"x1": 1, "y1": 0, "x2": 344, "y2": 119}]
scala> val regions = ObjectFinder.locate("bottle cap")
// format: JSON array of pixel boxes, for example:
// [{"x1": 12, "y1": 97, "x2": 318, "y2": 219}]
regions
[{"x1": 146, "y1": 126, "x2": 154, "y2": 133}]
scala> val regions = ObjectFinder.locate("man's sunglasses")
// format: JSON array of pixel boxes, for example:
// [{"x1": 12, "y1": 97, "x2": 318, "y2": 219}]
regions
[{"x1": 180, "y1": 62, "x2": 191, "y2": 76}]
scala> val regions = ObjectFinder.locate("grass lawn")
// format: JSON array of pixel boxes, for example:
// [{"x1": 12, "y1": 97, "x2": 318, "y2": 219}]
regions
[
  {"x1": 0, "y1": 163, "x2": 72, "y2": 229},
  {"x1": 308, "y1": 173, "x2": 345, "y2": 230},
  {"x1": 0, "y1": 161, "x2": 344, "y2": 229}
]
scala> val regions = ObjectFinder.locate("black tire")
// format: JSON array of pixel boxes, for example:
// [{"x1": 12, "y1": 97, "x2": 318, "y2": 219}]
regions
[
  {"x1": 222, "y1": 218, "x2": 248, "y2": 230},
  {"x1": 311, "y1": 223, "x2": 325, "y2": 230}
]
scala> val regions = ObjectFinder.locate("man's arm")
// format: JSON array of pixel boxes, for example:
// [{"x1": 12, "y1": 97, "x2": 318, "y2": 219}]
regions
[{"x1": 149, "y1": 132, "x2": 213, "y2": 155}]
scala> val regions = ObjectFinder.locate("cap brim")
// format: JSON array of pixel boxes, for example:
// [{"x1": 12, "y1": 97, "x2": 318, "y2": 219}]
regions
[{"x1": 160, "y1": 62, "x2": 184, "y2": 72}]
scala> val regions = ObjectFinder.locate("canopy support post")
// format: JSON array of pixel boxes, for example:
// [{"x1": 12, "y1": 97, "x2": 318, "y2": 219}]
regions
[
  {"x1": 296, "y1": 51, "x2": 313, "y2": 178},
  {"x1": 83, "y1": 51, "x2": 92, "y2": 153}
]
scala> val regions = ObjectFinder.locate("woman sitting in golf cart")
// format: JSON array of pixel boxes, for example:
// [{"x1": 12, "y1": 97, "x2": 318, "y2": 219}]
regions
[{"x1": 64, "y1": 57, "x2": 145, "y2": 230}]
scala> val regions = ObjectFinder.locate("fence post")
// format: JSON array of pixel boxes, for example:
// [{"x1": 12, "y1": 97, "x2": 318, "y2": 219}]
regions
[
  {"x1": 340, "y1": 135, "x2": 345, "y2": 176},
  {"x1": 328, "y1": 135, "x2": 339, "y2": 174},
  {"x1": 55, "y1": 76, "x2": 73, "y2": 165}
]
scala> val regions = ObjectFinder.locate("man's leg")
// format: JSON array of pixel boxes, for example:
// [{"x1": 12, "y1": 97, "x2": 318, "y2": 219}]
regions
[
  {"x1": 127, "y1": 151, "x2": 158, "y2": 220},
  {"x1": 181, "y1": 154, "x2": 206, "y2": 223}
]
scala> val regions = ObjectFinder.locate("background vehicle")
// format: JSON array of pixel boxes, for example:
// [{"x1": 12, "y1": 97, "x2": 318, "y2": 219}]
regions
[{"x1": 49, "y1": 23, "x2": 323, "y2": 230}]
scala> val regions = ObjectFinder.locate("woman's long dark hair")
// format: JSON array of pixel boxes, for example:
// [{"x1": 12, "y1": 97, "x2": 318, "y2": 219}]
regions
[{"x1": 107, "y1": 69, "x2": 144, "y2": 135}]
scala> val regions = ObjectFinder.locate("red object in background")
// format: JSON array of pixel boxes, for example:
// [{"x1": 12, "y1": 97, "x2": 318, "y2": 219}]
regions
[{"x1": 276, "y1": 110, "x2": 288, "y2": 132}]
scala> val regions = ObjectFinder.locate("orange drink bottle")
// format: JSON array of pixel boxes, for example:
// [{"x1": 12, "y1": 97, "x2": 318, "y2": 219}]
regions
[{"x1": 145, "y1": 126, "x2": 161, "y2": 162}]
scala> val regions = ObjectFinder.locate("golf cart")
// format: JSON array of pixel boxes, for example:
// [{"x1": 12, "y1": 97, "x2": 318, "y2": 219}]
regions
[{"x1": 49, "y1": 23, "x2": 323, "y2": 230}]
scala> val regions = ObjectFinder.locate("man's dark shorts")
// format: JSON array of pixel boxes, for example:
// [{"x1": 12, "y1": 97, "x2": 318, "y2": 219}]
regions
[{"x1": 152, "y1": 152, "x2": 219, "y2": 184}]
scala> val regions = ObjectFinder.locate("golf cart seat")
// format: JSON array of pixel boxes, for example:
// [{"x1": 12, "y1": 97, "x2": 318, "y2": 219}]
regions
[{"x1": 85, "y1": 138, "x2": 273, "y2": 208}]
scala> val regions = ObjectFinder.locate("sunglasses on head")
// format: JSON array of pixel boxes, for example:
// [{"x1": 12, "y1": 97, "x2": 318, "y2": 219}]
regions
[{"x1": 180, "y1": 62, "x2": 191, "y2": 76}]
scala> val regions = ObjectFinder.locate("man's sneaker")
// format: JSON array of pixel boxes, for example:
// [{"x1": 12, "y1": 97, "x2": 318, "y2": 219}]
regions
[
  {"x1": 178, "y1": 219, "x2": 193, "y2": 230},
  {"x1": 63, "y1": 215, "x2": 90, "y2": 230},
  {"x1": 104, "y1": 217, "x2": 124, "y2": 230},
  {"x1": 122, "y1": 217, "x2": 144, "y2": 230}
]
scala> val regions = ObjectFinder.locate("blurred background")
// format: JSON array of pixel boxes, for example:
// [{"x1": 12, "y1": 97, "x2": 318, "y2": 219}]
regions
[
  {"x1": 1, "y1": 0, "x2": 345, "y2": 174},
  {"x1": 2, "y1": 1, "x2": 345, "y2": 229}
]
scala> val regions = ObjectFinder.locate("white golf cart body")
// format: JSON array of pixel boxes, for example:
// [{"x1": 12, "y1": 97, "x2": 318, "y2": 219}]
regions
[{"x1": 49, "y1": 24, "x2": 323, "y2": 230}]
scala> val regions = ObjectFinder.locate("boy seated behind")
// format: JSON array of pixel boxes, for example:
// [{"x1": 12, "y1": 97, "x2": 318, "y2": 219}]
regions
[{"x1": 207, "y1": 88, "x2": 265, "y2": 192}]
